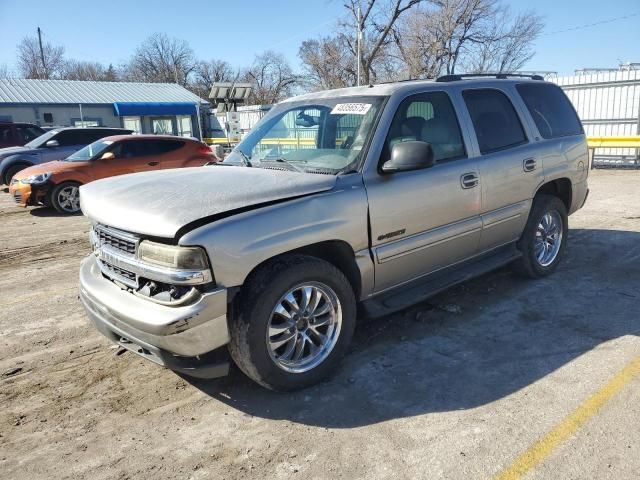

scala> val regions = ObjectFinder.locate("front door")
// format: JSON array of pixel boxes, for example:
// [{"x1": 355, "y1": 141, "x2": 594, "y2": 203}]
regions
[{"x1": 364, "y1": 91, "x2": 482, "y2": 292}]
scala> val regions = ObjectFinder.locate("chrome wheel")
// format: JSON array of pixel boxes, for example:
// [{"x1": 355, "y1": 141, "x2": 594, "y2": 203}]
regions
[
  {"x1": 57, "y1": 185, "x2": 80, "y2": 213},
  {"x1": 534, "y1": 211, "x2": 563, "y2": 267},
  {"x1": 266, "y1": 282, "x2": 342, "y2": 373}
]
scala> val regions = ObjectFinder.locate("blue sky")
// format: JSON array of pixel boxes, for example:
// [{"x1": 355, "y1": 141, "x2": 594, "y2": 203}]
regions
[{"x1": 0, "y1": 0, "x2": 638, "y2": 76}]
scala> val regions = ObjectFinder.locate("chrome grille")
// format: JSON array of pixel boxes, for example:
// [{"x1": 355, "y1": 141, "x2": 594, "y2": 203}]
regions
[
  {"x1": 100, "y1": 261, "x2": 137, "y2": 284},
  {"x1": 94, "y1": 225, "x2": 137, "y2": 255}
]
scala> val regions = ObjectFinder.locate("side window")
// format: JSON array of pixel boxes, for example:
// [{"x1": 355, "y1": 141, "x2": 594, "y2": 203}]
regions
[
  {"x1": 0, "y1": 125, "x2": 13, "y2": 143},
  {"x1": 154, "y1": 140, "x2": 185, "y2": 154},
  {"x1": 53, "y1": 130, "x2": 79, "y2": 146},
  {"x1": 463, "y1": 89, "x2": 527, "y2": 154},
  {"x1": 384, "y1": 91, "x2": 466, "y2": 163},
  {"x1": 516, "y1": 83, "x2": 583, "y2": 139},
  {"x1": 17, "y1": 126, "x2": 44, "y2": 142},
  {"x1": 83, "y1": 129, "x2": 115, "y2": 144},
  {"x1": 119, "y1": 141, "x2": 147, "y2": 159}
]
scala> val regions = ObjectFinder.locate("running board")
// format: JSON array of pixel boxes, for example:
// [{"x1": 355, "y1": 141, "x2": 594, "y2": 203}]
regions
[{"x1": 360, "y1": 244, "x2": 522, "y2": 318}]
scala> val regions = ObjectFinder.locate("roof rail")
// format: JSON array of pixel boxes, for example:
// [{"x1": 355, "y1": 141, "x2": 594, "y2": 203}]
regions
[{"x1": 436, "y1": 73, "x2": 544, "y2": 82}]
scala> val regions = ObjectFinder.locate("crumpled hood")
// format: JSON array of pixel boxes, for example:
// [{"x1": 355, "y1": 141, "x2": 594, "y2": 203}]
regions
[{"x1": 80, "y1": 166, "x2": 337, "y2": 238}]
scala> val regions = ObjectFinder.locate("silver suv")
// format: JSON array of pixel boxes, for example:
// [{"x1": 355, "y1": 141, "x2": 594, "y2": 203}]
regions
[{"x1": 79, "y1": 75, "x2": 589, "y2": 391}]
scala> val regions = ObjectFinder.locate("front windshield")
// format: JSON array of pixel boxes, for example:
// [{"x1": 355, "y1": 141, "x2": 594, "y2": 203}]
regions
[
  {"x1": 66, "y1": 140, "x2": 113, "y2": 162},
  {"x1": 25, "y1": 129, "x2": 58, "y2": 148},
  {"x1": 224, "y1": 96, "x2": 387, "y2": 174}
]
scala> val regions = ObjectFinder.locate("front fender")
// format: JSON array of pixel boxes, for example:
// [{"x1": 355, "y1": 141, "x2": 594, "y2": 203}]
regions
[
  {"x1": 179, "y1": 175, "x2": 370, "y2": 290},
  {"x1": 0, "y1": 154, "x2": 38, "y2": 179}
]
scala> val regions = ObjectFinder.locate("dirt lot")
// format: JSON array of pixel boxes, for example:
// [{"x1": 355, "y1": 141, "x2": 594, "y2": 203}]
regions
[{"x1": 1, "y1": 170, "x2": 639, "y2": 480}]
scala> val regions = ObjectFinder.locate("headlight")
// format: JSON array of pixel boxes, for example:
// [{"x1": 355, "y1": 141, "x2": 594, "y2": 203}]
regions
[
  {"x1": 21, "y1": 172, "x2": 52, "y2": 184},
  {"x1": 137, "y1": 240, "x2": 209, "y2": 270}
]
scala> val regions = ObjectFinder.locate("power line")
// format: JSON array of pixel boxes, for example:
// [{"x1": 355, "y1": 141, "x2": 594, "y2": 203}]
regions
[{"x1": 542, "y1": 12, "x2": 639, "y2": 36}]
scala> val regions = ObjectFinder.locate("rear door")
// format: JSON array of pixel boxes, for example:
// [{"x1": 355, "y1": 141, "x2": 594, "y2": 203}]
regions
[
  {"x1": 364, "y1": 90, "x2": 482, "y2": 292},
  {"x1": 461, "y1": 87, "x2": 544, "y2": 252}
]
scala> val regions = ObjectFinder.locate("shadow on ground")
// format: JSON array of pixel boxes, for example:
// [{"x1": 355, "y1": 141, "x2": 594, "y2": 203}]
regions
[
  {"x1": 29, "y1": 206, "x2": 79, "y2": 217},
  {"x1": 188, "y1": 228, "x2": 640, "y2": 428}
]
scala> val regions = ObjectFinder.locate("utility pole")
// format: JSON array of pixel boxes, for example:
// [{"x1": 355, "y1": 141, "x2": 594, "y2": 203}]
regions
[
  {"x1": 37, "y1": 27, "x2": 48, "y2": 79},
  {"x1": 356, "y1": 5, "x2": 362, "y2": 86}
]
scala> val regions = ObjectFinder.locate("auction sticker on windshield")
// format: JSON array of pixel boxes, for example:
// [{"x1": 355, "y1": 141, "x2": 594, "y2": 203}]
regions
[{"x1": 331, "y1": 103, "x2": 372, "y2": 115}]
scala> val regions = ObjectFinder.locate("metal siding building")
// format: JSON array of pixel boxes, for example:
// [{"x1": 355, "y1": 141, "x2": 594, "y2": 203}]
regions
[
  {"x1": 0, "y1": 79, "x2": 209, "y2": 139},
  {"x1": 553, "y1": 70, "x2": 640, "y2": 165}
]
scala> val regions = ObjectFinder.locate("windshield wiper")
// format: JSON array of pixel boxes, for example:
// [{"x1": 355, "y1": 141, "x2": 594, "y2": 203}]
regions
[
  {"x1": 259, "y1": 158, "x2": 304, "y2": 172},
  {"x1": 236, "y1": 149, "x2": 252, "y2": 167}
]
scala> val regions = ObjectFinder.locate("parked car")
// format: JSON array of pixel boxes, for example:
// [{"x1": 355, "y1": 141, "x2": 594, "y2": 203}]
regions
[
  {"x1": 0, "y1": 127, "x2": 132, "y2": 185},
  {"x1": 79, "y1": 75, "x2": 589, "y2": 391},
  {"x1": 0, "y1": 122, "x2": 46, "y2": 149},
  {"x1": 9, "y1": 135, "x2": 216, "y2": 214}
]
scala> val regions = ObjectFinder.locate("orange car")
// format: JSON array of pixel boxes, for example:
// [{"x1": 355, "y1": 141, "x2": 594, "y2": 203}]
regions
[{"x1": 9, "y1": 135, "x2": 217, "y2": 214}]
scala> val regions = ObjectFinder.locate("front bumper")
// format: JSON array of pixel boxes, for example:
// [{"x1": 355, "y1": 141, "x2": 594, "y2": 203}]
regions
[
  {"x1": 79, "y1": 255, "x2": 230, "y2": 378},
  {"x1": 8, "y1": 181, "x2": 31, "y2": 207}
]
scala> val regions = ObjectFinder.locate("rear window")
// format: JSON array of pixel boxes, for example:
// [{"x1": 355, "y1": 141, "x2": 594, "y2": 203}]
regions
[
  {"x1": 154, "y1": 140, "x2": 185, "y2": 154},
  {"x1": 516, "y1": 83, "x2": 583, "y2": 139},
  {"x1": 462, "y1": 89, "x2": 527, "y2": 154}
]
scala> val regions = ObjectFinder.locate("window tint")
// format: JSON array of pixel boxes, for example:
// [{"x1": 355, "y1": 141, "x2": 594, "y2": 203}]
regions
[
  {"x1": 16, "y1": 126, "x2": 44, "y2": 142},
  {"x1": 53, "y1": 130, "x2": 82, "y2": 146},
  {"x1": 463, "y1": 89, "x2": 527, "y2": 154},
  {"x1": 154, "y1": 140, "x2": 184, "y2": 154},
  {"x1": 384, "y1": 91, "x2": 465, "y2": 163},
  {"x1": 516, "y1": 83, "x2": 583, "y2": 139},
  {"x1": 0, "y1": 125, "x2": 13, "y2": 143}
]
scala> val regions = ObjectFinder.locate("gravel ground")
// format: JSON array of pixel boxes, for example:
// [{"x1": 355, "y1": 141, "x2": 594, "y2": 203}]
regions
[{"x1": 1, "y1": 170, "x2": 639, "y2": 480}]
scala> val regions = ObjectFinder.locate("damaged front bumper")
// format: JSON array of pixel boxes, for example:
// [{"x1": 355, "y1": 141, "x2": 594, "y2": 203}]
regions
[{"x1": 79, "y1": 255, "x2": 230, "y2": 378}]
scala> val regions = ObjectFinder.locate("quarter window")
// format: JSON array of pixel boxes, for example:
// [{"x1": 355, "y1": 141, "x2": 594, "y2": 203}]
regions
[
  {"x1": 516, "y1": 83, "x2": 583, "y2": 139},
  {"x1": 463, "y1": 89, "x2": 527, "y2": 154},
  {"x1": 384, "y1": 91, "x2": 466, "y2": 163}
]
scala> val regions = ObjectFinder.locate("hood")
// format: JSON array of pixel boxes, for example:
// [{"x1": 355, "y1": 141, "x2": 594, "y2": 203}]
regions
[
  {"x1": 0, "y1": 146, "x2": 31, "y2": 159},
  {"x1": 12, "y1": 160, "x2": 80, "y2": 179},
  {"x1": 80, "y1": 165, "x2": 337, "y2": 238}
]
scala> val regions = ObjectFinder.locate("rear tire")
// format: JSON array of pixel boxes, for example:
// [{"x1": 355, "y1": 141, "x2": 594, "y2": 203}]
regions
[
  {"x1": 50, "y1": 181, "x2": 82, "y2": 214},
  {"x1": 3, "y1": 163, "x2": 31, "y2": 185},
  {"x1": 228, "y1": 254, "x2": 357, "y2": 391},
  {"x1": 513, "y1": 194, "x2": 568, "y2": 278}
]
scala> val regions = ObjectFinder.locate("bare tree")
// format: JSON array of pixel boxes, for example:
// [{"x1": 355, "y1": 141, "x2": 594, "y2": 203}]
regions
[
  {"x1": 126, "y1": 33, "x2": 195, "y2": 85},
  {"x1": 62, "y1": 60, "x2": 111, "y2": 81},
  {"x1": 464, "y1": 9, "x2": 544, "y2": 73},
  {"x1": 190, "y1": 59, "x2": 235, "y2": 98},
  {"x1": 16, "y1": 35, "x2": 65, "y2": 79},
  {"x1": 340, "y1": 0, "x2": 425, "y2": 84},
  {"x1": 299, "y1": 37, "x2": 356, "y2": 90},
  {"x1": 0, "y1": 64, "x2": 10, "y2": 79},
  {"x1": 244, "y1": 51, "x2": 298, "y2": 105},
  {"x1": 392, "y1": 0, "x2": 543, "y2": 78}
]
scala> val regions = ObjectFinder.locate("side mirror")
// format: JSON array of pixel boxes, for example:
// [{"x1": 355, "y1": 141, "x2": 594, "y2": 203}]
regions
[
  {"x1": 100, "y1": 152, "x2": 116, "y2": 160},
  {"x1": 45, "y1": 139, "x2": 59, "y2": 148},
  {"x1": 382, "y1": 141, "x2": 435, "y2": 173}
]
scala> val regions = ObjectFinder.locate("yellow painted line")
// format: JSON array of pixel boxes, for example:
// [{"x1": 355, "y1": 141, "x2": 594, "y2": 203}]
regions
[
  {"x1": 495, "y1": 354, "x2": 640, "y2": 480},
  {"x1": 587, "y1": 136, "x2": 640, "y2": 148}
]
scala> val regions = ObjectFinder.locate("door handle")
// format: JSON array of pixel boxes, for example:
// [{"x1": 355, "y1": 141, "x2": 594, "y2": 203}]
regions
[
  {"x1": 460, "y1": 172, "x2": 479, "y2": 189},
  {"x1": 147, "y1": 161, "x2": 159, "y2": 166},
  {"x1": 523, "y1": 158, "x2": 536, "y2": 172}
]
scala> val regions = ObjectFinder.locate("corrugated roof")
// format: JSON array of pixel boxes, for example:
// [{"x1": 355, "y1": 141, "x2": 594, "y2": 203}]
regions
[{"x1": 0, "y1": 78, "x2": 208, "y2": 105}]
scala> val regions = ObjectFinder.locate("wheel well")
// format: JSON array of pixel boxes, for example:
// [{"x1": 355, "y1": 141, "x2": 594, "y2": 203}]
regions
[
  {"x1": 536, "y1": 178, "x2": 572, "y2": 211},
  {"x1": 3, "y1": 161, "x2": 32, "y2": 183},
  {"x1": 236, "y1": 241, "x2": 362, "y2": 302}
]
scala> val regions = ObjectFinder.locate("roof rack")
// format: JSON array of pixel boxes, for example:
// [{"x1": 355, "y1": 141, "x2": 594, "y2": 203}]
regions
[{"x1": 436, "y1": 73, "x2": 544, "y2": 82}]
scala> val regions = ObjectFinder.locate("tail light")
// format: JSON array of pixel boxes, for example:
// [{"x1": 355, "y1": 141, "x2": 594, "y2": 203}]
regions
[{"x1": 197, "y1": 144, "x2": 213, "y2": 155}]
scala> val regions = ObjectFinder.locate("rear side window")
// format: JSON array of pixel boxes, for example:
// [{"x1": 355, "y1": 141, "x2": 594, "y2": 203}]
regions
[
  {"x1": 516, "y1": 83, "x2": 583, "y2": 139},
  {"x1": 154, "y1": 140, "x2": 184, "y2": 154},
  {"x1": 16, "y1": 126, "x2": 44, "y2": 142},
  {"x1": 0, "y1": 125, "x2": 13, "y2": 143},
  {"x1": 463, "y1": 89, "x2": 527, "y2": 154}
]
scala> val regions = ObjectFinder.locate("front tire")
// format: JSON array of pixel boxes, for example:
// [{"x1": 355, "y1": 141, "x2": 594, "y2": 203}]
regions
[
  {"x1": 228, "y1": 254, "x2": 356, "y2": 391},
  {"x1": 50, "y1": 181, "x2": 82, "y2": 214},
  {"x1": 513, "y1": 194, "x2": 568, "y2": 278}
]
